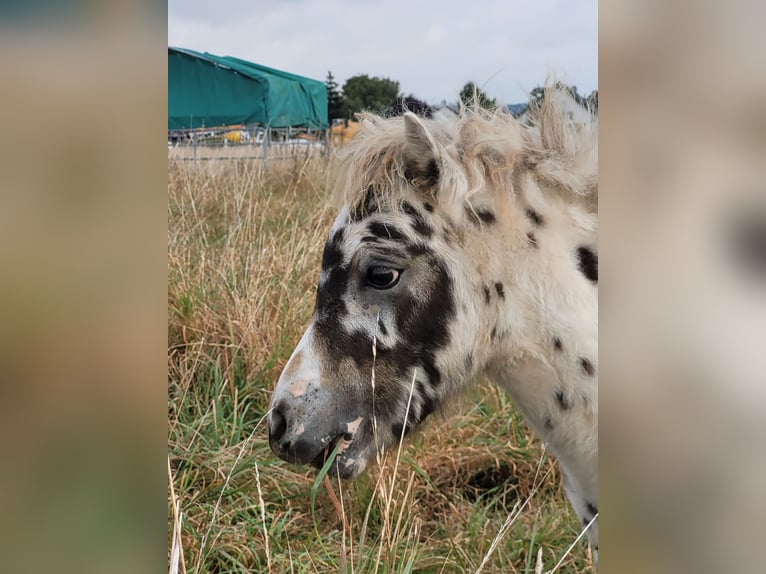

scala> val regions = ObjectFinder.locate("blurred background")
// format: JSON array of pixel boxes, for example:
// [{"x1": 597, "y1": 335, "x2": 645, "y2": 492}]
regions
[
  {"x1": 600, "y1": 1, "x2": 766, "y2": 572},
  {"x1": 0, "y1": 2, "x2": 166, "y2": 573}
]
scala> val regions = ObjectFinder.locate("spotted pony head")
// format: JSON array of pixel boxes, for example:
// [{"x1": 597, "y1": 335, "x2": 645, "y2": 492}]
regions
[{"x1": 267, "y1": 106, "x2": 596, "y2": 478}]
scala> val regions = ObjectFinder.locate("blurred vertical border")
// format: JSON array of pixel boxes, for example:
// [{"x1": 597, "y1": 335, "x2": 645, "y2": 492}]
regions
[
  {"x1": 600, "y1": 0, "x2": 766, "y2": 572},
  {"x1": 0, "y1": 2, "x2": 166, "y2": 573}
]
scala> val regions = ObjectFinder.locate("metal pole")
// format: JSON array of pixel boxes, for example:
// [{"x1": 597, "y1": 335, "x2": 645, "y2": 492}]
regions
[{"x1": 262, "y1": 124, "x2": 270, "y2": 168}]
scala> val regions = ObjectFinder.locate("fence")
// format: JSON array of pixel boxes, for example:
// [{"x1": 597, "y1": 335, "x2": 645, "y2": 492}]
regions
[{"x1": 167, "y1": 124, "x2": 328, "y2": 162}]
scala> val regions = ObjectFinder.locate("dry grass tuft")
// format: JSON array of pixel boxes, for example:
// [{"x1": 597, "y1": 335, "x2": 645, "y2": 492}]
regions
[{"x1": 167, "y1": 156, "x2": 594, "y2": 573}]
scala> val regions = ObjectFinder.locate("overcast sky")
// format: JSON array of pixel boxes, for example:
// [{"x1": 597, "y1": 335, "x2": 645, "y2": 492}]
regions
[{"x1": 168, "y1": 0, "x2": 597, "y2": 105}]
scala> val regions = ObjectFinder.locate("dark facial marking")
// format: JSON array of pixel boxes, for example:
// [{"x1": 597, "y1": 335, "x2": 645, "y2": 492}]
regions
[
  {"x1": 482, "y1": 285, "x2": 491, "y2": 304},
  {"x1": 576, "y1": 246, "x2": 598, "y2": 283},
  {"x1": 494, "y1": 282, "x2": 505, "y2": 299},
  {"x1": 401, "y1": 201, "x2": 419, "y2": 218},
  {"x1": 320, "y1": 227, "x2": 345, "y2": 270},
  {"x1": 315, "y1": 221, "x2": 453, "y2": 429},
  {"x1": 527, "y1": 232, "x2": 537, "y2": 247},
  {"x1": 406, "y1": 243, "x2": 432, "y2": 257},
  {"x1": 350, "y1": 185, "x2": 381, "y2": 221},
  {"x1": 368, "y1": 221, "x2": 406, "y2": 241},
  {"x1": 555, "y1": 390, "x2": 570, "y2": 410},
  {"x1": 376, "y1": 318, "x2": 388, "y2": 337},
  {"x1": 316, "y1": 269, "x2": 347, "y2": 307},
  {"x1": 315, "y1": 227, "x2": 375, "y2": 364},
  {"x1": 423, "y1": 202, "x2": 434, "y2": 212},
  {"x1": 580, "y1": 357, "x2": 595, "y2": 376},
  {"x1": 315, "y1": 230, "x2": 353, "y2": 324},
  {"x1": 361, "y1": 235, "x2": 380, "y2": 243},
  {"x1": 553, "y1": 337, "x2": 563, "y2": 351},
  {"x1": 392, "y1": 257, "x2": 455, "y2": 388},
  {"x1": 416, "y1": 380, "x2": 435, "y2": 421},
  {"x1": 314, "y1": 319, "x2": 376, "y2": 369},
  {"x1": 525, "y1": 208, "x2": 544, "y2": 226},
  {"x1": 401, "y1": 201, "x2": 434, "y2": 238}
]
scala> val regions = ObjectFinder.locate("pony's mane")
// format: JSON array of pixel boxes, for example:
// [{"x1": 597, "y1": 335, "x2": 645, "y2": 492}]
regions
[{"x1": 335, "y1": 87, "x2": 598, "y2": 217}]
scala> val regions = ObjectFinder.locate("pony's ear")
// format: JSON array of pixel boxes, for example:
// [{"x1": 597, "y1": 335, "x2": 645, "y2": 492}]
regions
[{"x1": 403, "y1": 112, "x2": 440, "y2": 189}]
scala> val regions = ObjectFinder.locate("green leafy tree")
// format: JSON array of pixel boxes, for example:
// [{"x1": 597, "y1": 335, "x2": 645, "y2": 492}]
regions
[
  {"x1": 325, "y1": 71, "x2": 346, "y2": 121},
  {"x1": 459, "y1": 81, "x2": 496, "y2": 110},
  {"x1": 342, "y1": 74, "x2": 400, "y2": 117}
]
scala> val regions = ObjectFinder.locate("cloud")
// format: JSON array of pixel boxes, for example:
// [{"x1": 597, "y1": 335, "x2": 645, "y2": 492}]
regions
[
  {"x1": 168, "y1": 0, "x2": 597, "y2": 104},
  {"x1": 425, "y1": 24, "x2": 446, "y2": 47}
]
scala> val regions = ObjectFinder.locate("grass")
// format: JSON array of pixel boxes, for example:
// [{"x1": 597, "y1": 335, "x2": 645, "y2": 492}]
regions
[{"x1": 167, "y1": 155, "x2": 595, "y2": 573}]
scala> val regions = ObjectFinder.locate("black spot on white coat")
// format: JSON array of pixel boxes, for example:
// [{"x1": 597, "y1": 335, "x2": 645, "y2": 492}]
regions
[
  {"x1": 465, "y1": 207, "x2": 496, "y2": 226},
  {"x1": 576, "y1": 246, "x2": 598, "y2": 283},
  {"x1": 477, "y1": 210, "x2": 496, "y2": 224},
  {"x1": 525, "y1": 208, "x2": 544, "y2": 226},
  {"x1": 580, "y1": 357, "x2": 595, "y2": 376}
]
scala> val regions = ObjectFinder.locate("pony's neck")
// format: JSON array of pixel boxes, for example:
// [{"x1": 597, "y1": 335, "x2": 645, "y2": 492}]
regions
[{"x1": 481, "y1": 173, "x2": 598, "y2": 368}]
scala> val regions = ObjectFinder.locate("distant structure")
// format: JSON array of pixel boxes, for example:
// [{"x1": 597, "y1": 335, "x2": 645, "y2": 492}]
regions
[
  {"x1": 168, "y1": 47, "x2": 328, "y2": 132},
  {"x1": 506, "y1": 102, "x2": 529, "y2": 117},
  {"x1": 329, "y1": 119, "x2": 362, "y2": 147}
]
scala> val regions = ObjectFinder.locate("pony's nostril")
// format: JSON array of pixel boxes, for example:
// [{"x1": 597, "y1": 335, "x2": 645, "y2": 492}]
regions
[{"x1": 269, "y1": 409, "x2": 287, "y2": 442}]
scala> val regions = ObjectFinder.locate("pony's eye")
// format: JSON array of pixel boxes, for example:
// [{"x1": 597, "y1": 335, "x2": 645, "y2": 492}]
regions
[{"x1": 366, "y1": 266, "x2": 400, "y2": 289}]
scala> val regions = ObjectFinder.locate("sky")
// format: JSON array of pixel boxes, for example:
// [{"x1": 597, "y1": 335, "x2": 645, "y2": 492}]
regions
[{"x1": 168, "y1": 0, "x2": 597, "y2": 106}]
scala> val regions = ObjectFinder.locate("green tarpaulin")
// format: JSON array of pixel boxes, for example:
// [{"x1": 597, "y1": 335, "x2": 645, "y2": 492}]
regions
[{"x1": 168, "y1": 48, "x2": 328, "y2": 130}]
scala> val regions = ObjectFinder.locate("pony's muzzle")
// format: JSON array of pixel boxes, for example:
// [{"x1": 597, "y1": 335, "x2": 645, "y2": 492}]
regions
[
  {"x1": 267, "y1": 401, "x2": 341, "y2": 466},
  {"x1": 267, "y1": 408, "x2": 287, "y2": 442}
]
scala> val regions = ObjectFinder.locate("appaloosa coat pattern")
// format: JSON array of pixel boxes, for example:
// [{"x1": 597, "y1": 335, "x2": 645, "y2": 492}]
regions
[{"x1": 268, "y1": 95, "x2": 598, "y2": 557}]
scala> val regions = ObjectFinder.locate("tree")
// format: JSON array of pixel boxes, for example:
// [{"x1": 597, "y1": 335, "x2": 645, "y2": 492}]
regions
[
  {"x1": 325, "y1": 71, "x2": 346, "y2": 122},
  {"x1": 459, "y1": 82, "x2": 496, "y2": 111},
  {"x1": 342, "y1": 74, "x2": 400, "y2": 117},
  {"x1": 386, "y1": 94, "x2": 433, "y2": 118}
]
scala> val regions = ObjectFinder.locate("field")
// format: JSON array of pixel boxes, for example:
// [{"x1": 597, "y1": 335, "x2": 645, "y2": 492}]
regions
[{"x1": 167, "y1": 156, "x2": 595, "y2": 573}]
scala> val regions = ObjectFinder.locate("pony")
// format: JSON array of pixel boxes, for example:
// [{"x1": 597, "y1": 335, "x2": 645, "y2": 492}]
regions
[{"x1": 268, "y1": 92, "x2": 598, "y2": 558}]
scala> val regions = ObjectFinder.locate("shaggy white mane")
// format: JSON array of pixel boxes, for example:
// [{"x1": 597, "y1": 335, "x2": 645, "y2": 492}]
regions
[{"x1": 335, "y1": 89, "x2": 598, "y2": 219}]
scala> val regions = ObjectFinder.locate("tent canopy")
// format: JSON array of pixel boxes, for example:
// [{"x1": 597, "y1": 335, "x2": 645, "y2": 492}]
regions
[{"x1": 168, "y1": 48, "x2": 328, "y2": 130}]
